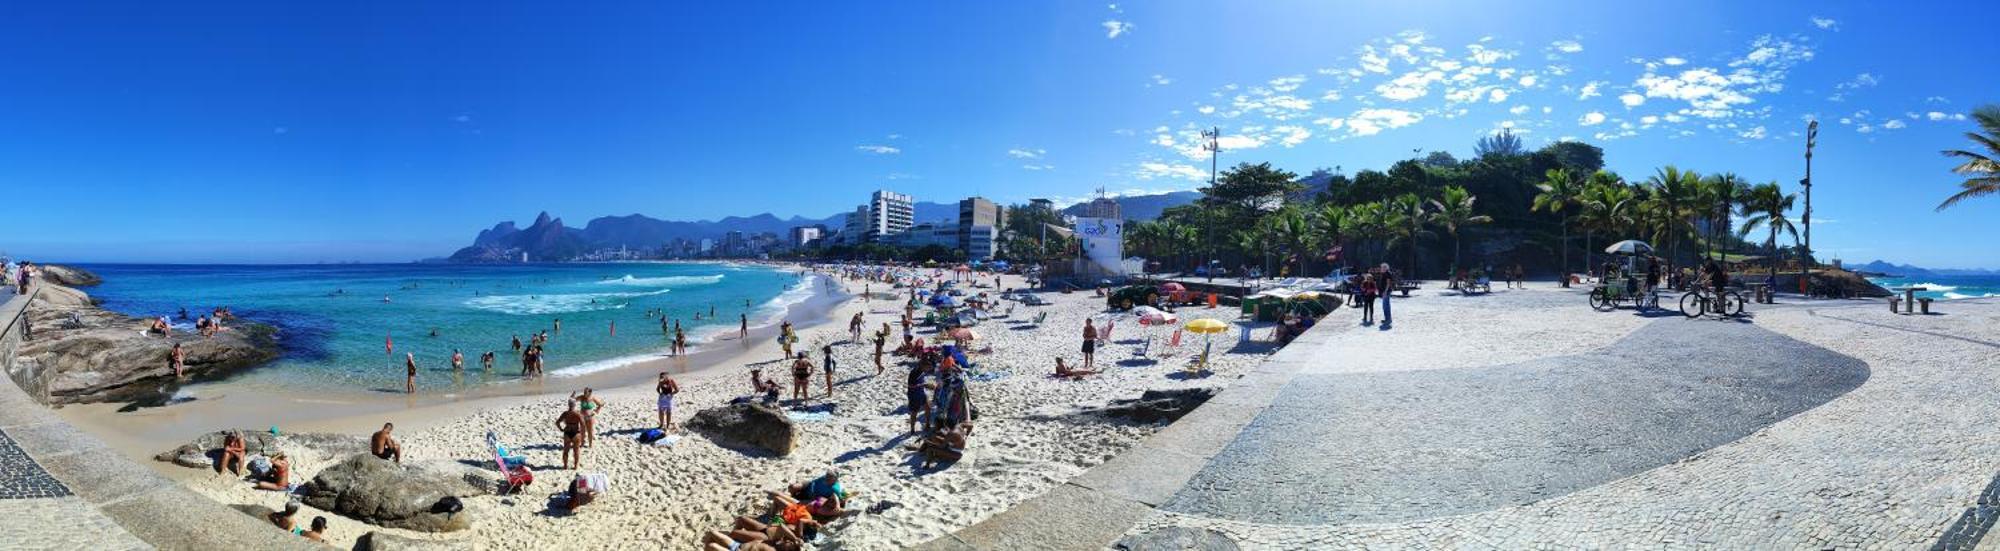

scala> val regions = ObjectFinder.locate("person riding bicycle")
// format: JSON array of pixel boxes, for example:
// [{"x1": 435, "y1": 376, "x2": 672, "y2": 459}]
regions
[{"x1": 1703, "y1": 258, "x2": 1728, "y2": 300}]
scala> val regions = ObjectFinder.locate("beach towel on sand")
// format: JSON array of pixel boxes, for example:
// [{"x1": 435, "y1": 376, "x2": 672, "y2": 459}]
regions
[{"x1": 786, "y1": 411, "x2": 833, "y2": 423}]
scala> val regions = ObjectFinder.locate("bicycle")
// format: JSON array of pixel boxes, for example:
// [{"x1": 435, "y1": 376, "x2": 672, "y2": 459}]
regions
[{"x1": 1679, "y1": 288, "x2": 1746, "y2": 318}]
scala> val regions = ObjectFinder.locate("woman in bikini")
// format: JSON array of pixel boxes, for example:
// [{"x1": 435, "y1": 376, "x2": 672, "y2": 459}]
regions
[
  {"x1": 572, "y1": 388, "x2": 605, "y2": 448},
  {"x1": 790, "y1": 352, "x2": 813, "y2": 401}
]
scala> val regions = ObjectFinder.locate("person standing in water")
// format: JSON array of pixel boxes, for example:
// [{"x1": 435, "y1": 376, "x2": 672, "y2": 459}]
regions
[
  {"x1": 553, "y1": 318, "x2": 562, "y2": 334},
  {"x1": 451, "y1": 349, "x2": 464, "y2": 371},
  {"x1": 673, "y1": 326, "x2": 687, "y2": 356},
  {"x1": 404, "y1": 353, "x2": 418, "y2": 393},
  {"x1": 511, "y1": 335, "x2": 522, "y2": 354}
]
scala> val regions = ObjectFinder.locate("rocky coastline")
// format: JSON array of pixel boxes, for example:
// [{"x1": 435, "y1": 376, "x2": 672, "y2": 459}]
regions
[{"x1": 17, "y1": 265, "x2": 285, "y2": 405}]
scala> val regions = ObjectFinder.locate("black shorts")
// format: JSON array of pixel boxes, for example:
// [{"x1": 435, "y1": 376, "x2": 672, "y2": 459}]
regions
[{"x1": 1081, "y1": 339, "x2": 1095, "y2": 354}]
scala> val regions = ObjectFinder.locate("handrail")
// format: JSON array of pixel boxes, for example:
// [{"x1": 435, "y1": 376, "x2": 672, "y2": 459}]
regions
[{"x1": 2, "y1": 286, "x2": 45, "y2": 403}]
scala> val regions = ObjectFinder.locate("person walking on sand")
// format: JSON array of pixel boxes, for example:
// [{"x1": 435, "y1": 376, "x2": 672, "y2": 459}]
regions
[
  {"x1": 872, "y1": 323, "x2": 889, "y2": 374},
  {"x1": 1082, "y1": 319, "x2": 1099, "y2": 370},
  {"x1": 790, "y1": 352, "x2": 813, "y2": 401},
  {"x1": 821, "y1": 342, "x2": 838, "y2": 397},
  {"x1": 849, "y1": 312, "x2": 864, "y2": 343},
  {"x1": 404, "y1": 353, "x2": 418, "y2": 393},
  {"x1": 740, "y1": 313, "x2": 748, "y2": 339},
  {"x1": 779, "y1": 321, "x2": 795, "y2": 359},
  {"x1": 1378, "y1": 264, "x2": 1395, "y2": 330},
  {"x1": 170, "y1": 342, "x2": 186, "y2": 377},
  {"x1": 657, "y1": 372, "x2": 680, "y2": 430},
  {"x1": 556, "y1": 400, "x2": 585, "y2": 470}
]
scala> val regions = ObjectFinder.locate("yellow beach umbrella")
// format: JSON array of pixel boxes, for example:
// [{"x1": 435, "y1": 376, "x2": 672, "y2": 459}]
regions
[
  {"x1": 1185, "y1": 318, "x2": 1228, "y2": 334},
  {"x1": 1292, "y1": 292, "x2": 1321, "y2": 301}
]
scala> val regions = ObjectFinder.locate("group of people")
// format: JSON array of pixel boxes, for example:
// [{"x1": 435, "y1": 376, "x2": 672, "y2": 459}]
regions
[
  {"x1": 209, "y1": 429, "x2": 328, "y2": 541},
  {"x1": 1347, "y1": 265, "x2": 1399, "y2": 328}
]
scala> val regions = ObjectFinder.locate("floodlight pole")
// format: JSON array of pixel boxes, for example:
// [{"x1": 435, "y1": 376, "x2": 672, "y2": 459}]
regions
[
  {"x1": 1202, "y1": 127, "x2": 1220, "y2": 283},
  {"x1": 1802, "y1": 120, "x2": 1817, "y2": 293}
]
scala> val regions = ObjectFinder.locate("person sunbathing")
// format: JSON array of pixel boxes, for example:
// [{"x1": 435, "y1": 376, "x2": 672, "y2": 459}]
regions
[
  {"x1": 701, "y1": 516, "x2": 806, "y2": 551},
  {"x1": 217, "y1": 430, "x2": 247, "y2": 475},
  {"x1": 782, "y1": 469, "x2": 848, "y2": 518},
  {"x1": 301, "y1": 516, "x2": 328, "y2": 542},
  {"x1": 254, "y1": 452, "x2": 291, "y2": 491},
  {"x1": 1054, "y1": 358, "x2": 1097, "y2": 380},
  {"x1": 919, "y1": 421, "x2": 973, "y2": 469},
  {"x1": 268, "y1": 500, "x2": 301, "y2": 532}
]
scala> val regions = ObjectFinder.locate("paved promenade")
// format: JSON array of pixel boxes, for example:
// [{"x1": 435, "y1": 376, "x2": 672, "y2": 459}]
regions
[{"x1": 924, "y1": 287, "x2": 2000, "y2": 550}]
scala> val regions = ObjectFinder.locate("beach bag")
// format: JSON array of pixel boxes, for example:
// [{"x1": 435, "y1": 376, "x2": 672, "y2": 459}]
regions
[
  {"x1": 247, "y1": 455, "x2": 272, "y2": 477},
  {"x1": 637, "y1": 428, "x2": 666, "y2": 444}
]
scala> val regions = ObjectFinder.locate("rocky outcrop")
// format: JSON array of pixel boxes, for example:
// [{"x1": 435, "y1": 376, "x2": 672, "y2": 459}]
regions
[
  {"x1": 153, "y1": 430, "x2": 368, "y2": 470},
  {"x1": 1093, "y1": 387, "x2": 1218, "y2": 423},
  {"x1": 356, "y1": 531, "x2": 467, "y2": 550},
  {"x1": 37, "y1": 264, "x2": 102, "y2": 287},
  {"x1": 299, "y1": 454, "x2": 489, "y2": 532},
  {"x1": 687, "y1": 402, "x2": 797, "y2": 456},
  {"x1": 17, "y1": 283, "x2": 283, "y2": 405}
]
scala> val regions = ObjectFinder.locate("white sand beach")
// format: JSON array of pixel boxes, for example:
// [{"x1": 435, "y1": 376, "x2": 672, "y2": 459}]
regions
[{"x1": 168, "y1": 268, "x2": 1280, "y2": 549}]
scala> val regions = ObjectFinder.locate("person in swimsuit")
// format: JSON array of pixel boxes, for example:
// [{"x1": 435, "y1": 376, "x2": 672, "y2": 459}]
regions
[
  {"x1": 906, "y1": 357, "x2": 933, "y2": 433},
  {"x1": 657, "y1": 373, "x2": 680, "y2": 430},
  {"x1": 481, "y1": 351, "x2": 495, "y2": 371},
  {"x1": 217, "y1": 430, "x2": 247, "y2": 475},
  {"x1": 556, "y1": 401, "x2": 585, "y2": 470},
  {"x1": 371, "y1": 422, "x2": 402, "y2": 463},
  {"x1": 674, "y1": 326, "x2": 687, "y2": 356},
  {"x1": 301, "y1": 516, "x2": 328, "y2": 542},
  {"x1": 268, "y1": 500, "x2": 300, "y2": 532},
  {"x1": 170, "y1": 342, "x2": 186, "y2": 377},
  {"x1": 511, "y1": 335, "x2": 522, "y2": 353},
  {"x1": 849, "y1": 312, "x2": 863, "y2": 343},
  {"x1": 254, "y1": 452, "x2": 291, "y2": 491},
  {"x1": 779, "y1": 321, "x2": 795, "y2": 359},
  {"x1": 1055, "y1": 357, "x2": 1098, "y2": 380},
  {"x1": 872, "y1": 323, "x2": 890, "y2": 374},
  {"x1": 404, "y1": 353, "x2": 418, "y2": 393},
  {"x1": 821, "y1": 343, "x2": 837, "y2": 397},
  {"x1": 740, "y1": 313, "x2": 748, "y2": 339},
  {"x1": 1081, "y1": 319, "x2": 1099, "y2": 370},
  {"x1": 573, "y1": 388, "x2": 605, "y2": 448},
  {"x1": 790, "y1": 352, "x2": 812, "y2": 401},
  {"x1": 451, "y1": 349, "x2": 464, "y2": 371}
]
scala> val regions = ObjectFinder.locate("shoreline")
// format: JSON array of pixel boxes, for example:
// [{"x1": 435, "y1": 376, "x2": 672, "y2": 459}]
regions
[{"x1": 55, "y1": 264, "x2": 857, "y2": 462}]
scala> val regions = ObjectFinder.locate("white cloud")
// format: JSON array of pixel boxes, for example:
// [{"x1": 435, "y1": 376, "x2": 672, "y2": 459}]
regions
[
  {"x1": 1579, "y1": 112, "x2": 1608, "y2": 126},
  {"x1": 1007, "y1": 148, "x2": 1046, "y2": 159},
  {"x1": 1274, "y1": 125, "x2": 1312, "y2": 147},
  {"x1": 1265, "y1": 95, "x2": 1313, "y2": 111},
  {"x1": 886, "y1": 172, "x2": 919, "y2": 180},
  {"x1": 1136, "y1": 162, "x2": 1208, "y2": 181},
  {"x1": 1268, "y1": 75, "x2": 1306, "y2": 92},
  {"x1": 1882, "y1": 119, "x2": 1908, "y2": 130},
  {"x1": 1619, "y1": 93, "x2": 1646, "y2": 107},
  {"x1": 1662, "y1": 57, "x2": 1688, "y2": 66},
  {"x1": 1509, "y1": 105, "x2": 1530, "y2": 115},
  {"x1": 1021, "y1": 164, "x2": 1055, "y2": 171},
  {"x1": 1828, "y1": 73, "x2": 1879, "y2": 101},
  {"x1": 1488, "y1": 89, "x2": 1509, "y2": 103},
  {"x1": 1578, "y1": 81, "x2": 1605, "y2": 99},
  {"x1": 1197, "y1": 105, "x2": 1216, "y2": 115},
  {"x1": 453, "y1": 114, "x2": 471, "y2": 123},
  {"x1": 855, "y1": 145, "x2": 900, "y2": 155},
  {"x1": 885, "y1": 133, "x2": 903, "y2": 140},
  {"x1": 1551, "y1": 39, "x2": 1583, "y2": 54},
  {"x1": 1345, "y1": 108, "x2": 1423, "y2": 136},
  {"x1": 1374, "y1": 70, "x2": 1445, "y2": 101},
  {"x1": 1102, "y1": 20, "x2": 1133, "y2": 39},
  {"x1": 1810, "y1": 16, "x2": 1838, "y2": 30},
  {"x1": 1927, "y1": 96, "x2": 1951, "y2": 104},
  {"x1": 1312, "y1": 117, "x2": 1345, "y2": 130},
  {"x1": 1149, "y1": 74, "x2": 1173, "y2": 87},
  {"x1": 1739, "y1": 126, "x2": 1767, "y2": 139},
  {"x1": 1518, "y1": 75, "x2": 1538, "y2": 87}
]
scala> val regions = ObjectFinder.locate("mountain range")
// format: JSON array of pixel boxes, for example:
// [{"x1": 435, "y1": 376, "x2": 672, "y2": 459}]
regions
[
  {"x1": 446, "y1": 192, "x2": 1202, "y2": 262},
  {"x1": 1850, "y1": 260, "x2": 2000, "y2": 277}
]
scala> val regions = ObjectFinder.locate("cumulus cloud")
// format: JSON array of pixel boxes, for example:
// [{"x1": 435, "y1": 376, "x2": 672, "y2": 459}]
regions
[
  {"x1": 1810, "y1": 16, "x2": 1838, "y2": 30},
  {"x1": 1579, "y1": 112, "x2": 1608, "y2": 126},
  {"x1": 1136, "y1": 162, "x2": 1208, "y2": 181},
  {"x1": 1551, "y1": 39, "x2": 1584, "y2": 54},
  {"x1": 1578, "y1": 81, "x2": 1605, "y2": 99},
  {"x1": 1881, "y1": 119, "x2": 1907, "y2": 130},
  {"x1": 1619, "y1": 93, "x2": 1646, "y2": 107},
  {"x1": 1345, "y1": 108, "x2": 1423, "y2": 136},
  {"x1": 1103, "y1": 20, "x2": 1133, "y2": 39},
  {"x1": 855, "y1": 145, "x2": 900, "y2": 155}
]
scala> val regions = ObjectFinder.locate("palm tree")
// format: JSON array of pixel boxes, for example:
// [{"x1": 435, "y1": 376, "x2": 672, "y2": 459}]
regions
[
  {"x1": 1345, "y1": 202, "x2": 1389, "y2": 267},
  {"x1": 1429, "y1": 186, "x2": 1493, "y2": 273},
  {"x1": 1533, "y1": 167, "x2": 1583, "y2": 286},
  {"x1": 1576, "y1": 179, "x2": 1636, "y2": 274},
  {"x1": 1644, "y1": 166, "x2": 1701, "y2": 262},
  {"x1": 1736, "y1": 181, "x2": 1799, "y2": 280},
  {"x1": 1265, "y1": 207, "x2": 1318, "y2": 277},
  {"x1": 1314, "y1": 203, "x2": 1349, "y2": 269},
  {"x1": 1698, "y1": 173, "x2": 1748, "y2": 261},
  {"x1": 1937, "y1": 105, "x2": 2000, "y2": 210},
  {"x1": 1385, "y1": 194, "x2": 1431, "y2": 277},
  {"x1": 1231, "y1": 229, "x2": 1266, "y2": 277}
]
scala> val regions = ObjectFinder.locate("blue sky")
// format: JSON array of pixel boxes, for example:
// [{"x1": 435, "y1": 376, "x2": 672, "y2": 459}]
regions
[{"x1": 2, "y1": 1, "x2": 1996, "y2": 267}]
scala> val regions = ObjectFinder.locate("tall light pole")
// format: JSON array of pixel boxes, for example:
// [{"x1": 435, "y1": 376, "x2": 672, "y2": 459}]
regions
[
  {"x1": 1802, "y1": 120, "x2": 1817, "y2": 293},
  {"x1": 1201, "y1": 127, "x2": 1220, "y2": 282}
]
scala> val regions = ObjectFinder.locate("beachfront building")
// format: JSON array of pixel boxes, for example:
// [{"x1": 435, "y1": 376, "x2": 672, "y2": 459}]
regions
[
  {"x1": 887, "y1": 221, "x2": 959, "y2": 250},
  {"x1": 959, "y1": 197, "x2": 1005, "y2": 260},
  {"x1": 841, "y1": 189, "x2": 915, "y2": 244},
  {"x1": 789, "y1": 225, "x2": 824, "y2": 247},
  {"x1": 1081, "y1": 196, "x2": 1122, "y2": 220}
]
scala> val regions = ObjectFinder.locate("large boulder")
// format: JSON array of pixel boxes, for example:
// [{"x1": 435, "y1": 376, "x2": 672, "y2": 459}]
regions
[
  {"x1": 152, "y1": 430, "x2": 367, "y2": 470},
  {"x1": 19, "y1": 283, "x2": 283, "y2": 405},
  {"x1": 687, "y1": 403, "x2": 797, "y2": 456},
  {"x1": 37, "y1": 264, "x2": 103, "y2": 287},
  {"x1": 1095, "y1": 387, "x2": 1218, "y2": 423},
  {"x1": 299, "y1": 455, "x2": 487, "y2": 532},
  {"x1": 356, "y1": 531, "x2": 468, "y2": 551}
]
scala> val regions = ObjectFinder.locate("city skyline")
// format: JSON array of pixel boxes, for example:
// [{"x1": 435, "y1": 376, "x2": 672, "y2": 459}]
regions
[{"x1": 3, "y1": 1, "x2": 1998, "y2": 267}]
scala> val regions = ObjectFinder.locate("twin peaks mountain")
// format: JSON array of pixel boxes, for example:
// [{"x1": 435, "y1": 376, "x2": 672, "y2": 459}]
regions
[{"x1": 446, "y1": 192, "x2": 1203, "y2": 262}]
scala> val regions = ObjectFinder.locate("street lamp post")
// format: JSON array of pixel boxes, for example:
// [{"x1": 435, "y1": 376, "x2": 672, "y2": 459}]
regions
[
  {"x1": 1802, "y1": 120, "x2": 1817, "y2": 294},
  {"x1": 1201, "y1": 127, "x2": 1220, "y2": 283}
]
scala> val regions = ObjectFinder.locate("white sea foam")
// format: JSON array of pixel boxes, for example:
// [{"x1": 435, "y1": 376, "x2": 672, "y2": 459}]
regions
[
  {"x1": 1906, "y1": 282, "x2": 1959, "y2": 292},
  {"x1": 548, "y1": 351, "x2": 667, "y2": 378},
  {"x1": 1942, "y1": 292, "x2": 1997, "y2": 300},
  {"x1": 597, "y1": 274, "x2": 725, "y2": 288},
  {"x1": 464, "y1": 289, "x2": 672, "y2": 315}
]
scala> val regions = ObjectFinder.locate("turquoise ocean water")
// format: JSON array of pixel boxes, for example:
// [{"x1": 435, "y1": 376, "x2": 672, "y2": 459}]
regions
[
  {"x1": 76, "y1": 262, "x2": 808, "y2": 393},
  {"x1": 1866, "y1": 274, "x2": 2000, "y2": 301}
]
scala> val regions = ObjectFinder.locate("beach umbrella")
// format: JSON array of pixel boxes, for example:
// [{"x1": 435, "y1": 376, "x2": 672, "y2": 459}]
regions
[
  {"x1": 928, "y1": 295, "x2": 957, "y2": 308},
  {"x1": 1184, "y1": 318, "x2": 1228, "y2": 370},
  {"x1": 1604, "y1": 240, "x2": 1653, "y2": 256}
]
